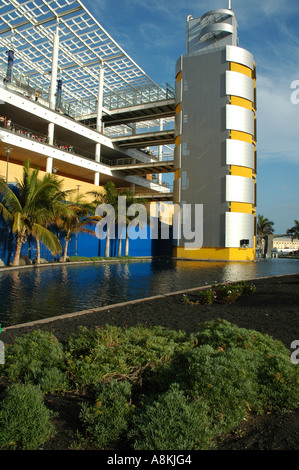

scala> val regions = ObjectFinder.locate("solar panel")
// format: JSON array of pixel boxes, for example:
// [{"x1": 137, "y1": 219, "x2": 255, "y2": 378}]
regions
[{"x1": 0, "y1": 0, "x2": 159, "y2": 113}]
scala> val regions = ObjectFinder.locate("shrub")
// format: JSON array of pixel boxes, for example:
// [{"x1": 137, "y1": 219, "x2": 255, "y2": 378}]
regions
[
  {"x1": 213, "y1": 282, "x2": 243, "y2": 303},
  {"x1": 257, "y1": 350, "x2": 299, "y2": 411},
  {"x1": 174, "y1": 345, "x2": 260, "y2": 431},
  {"x1": 182, "y1": 282, "x2": 255, "y2": 305},
  {"x1": 4, "y1": 329, "x2": 68, "y2": 392},
  {"x1": 79, "y1": 380, "x2": 133, "y2": 448},
  {"x1": 240, "y1": 281, "x2": 256, "y2": 295},
  {"x1": 66, "y1": 325, "x2": 194, "y2": 391},
  {"x1": 197, "y1": 289, "x2": 217, "y2": 305},
  {"x1": 129, "y1": 383, "x2": 213, "y2": 450},
  {"x1": 197, "y1": 319, "x2": 288, "y2": 354},
  {"x1": 197, "y1": 320, "x2": 299, "y2": 411},
  {"x1": 0, "y1": 383, "x2": 55, "y2": 450}
]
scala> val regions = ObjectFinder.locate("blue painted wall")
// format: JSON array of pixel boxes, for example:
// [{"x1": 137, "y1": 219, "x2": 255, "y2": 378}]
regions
[{"x1": 0, "y1": 220, "x2": 173, "y2": 265}]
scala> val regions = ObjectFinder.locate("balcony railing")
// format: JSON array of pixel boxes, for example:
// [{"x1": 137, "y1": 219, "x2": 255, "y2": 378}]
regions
[{"x1": 0, "y1": 64, "x2": 174, "y2": 121}]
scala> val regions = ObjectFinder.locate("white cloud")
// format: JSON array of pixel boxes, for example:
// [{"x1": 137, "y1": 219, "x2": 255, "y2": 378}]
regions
[{"x1": 256, "y1": 74, "x2": 299, "y2": 163}]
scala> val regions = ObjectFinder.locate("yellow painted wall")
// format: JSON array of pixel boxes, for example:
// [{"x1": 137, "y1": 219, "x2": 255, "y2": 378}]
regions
[
  {"x1": 0, "y1": 160, "x2": 105, "y2": 200},
  {"x1": 173, "y1": 246, "x2": 255, "y2": 262}
]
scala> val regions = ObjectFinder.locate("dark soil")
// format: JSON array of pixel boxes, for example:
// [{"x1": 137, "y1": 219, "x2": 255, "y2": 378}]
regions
[{"x1": 1, "y1": 273, "x2": 299, "y2": 451}]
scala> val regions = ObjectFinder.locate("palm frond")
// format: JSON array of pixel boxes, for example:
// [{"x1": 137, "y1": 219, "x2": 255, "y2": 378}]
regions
[{"x1": 32, "y1": 223, "x2": 62, "y2": 255}]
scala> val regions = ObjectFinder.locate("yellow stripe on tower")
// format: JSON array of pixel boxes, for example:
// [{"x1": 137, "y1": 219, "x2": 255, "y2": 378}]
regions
[
  {"x1": 230, "y1": 96, "x2": 253, "y2": 110},
  {"x1": 176, "y1": 71, "x2": 182, "y2": 82},
  {"x1": 230, "y1": 202, "x2": 253, "y2": 214},
  {"x1": 230, "y1": 130, "x2": 253, "y2": 144},
  {"x1": 230, "y1": 165, "x2": 253, "y2": 178},
  {"x1": 230, "y1": 62, "x2": 252, "y2": 78}
]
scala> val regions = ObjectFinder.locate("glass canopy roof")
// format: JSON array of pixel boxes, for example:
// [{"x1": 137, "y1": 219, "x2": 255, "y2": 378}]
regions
[{"x1": 0, "y1": 0, "x2": 159, "y2": 108}]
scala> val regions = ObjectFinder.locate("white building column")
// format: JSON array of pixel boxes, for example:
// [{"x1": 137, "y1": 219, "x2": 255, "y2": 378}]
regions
[
  {"x1": 49, "y1": 21, "x2": 59, "y2": 111},
  {"x1": 97, "y1": 63, "x2": 104, "y2": 132},
  {"x1": 47, "y1": 122, "x2": 55, "y2": 145},
  {"x1": 94, "y1": 171, "x2": 100, "y2": 186},
  {"x1": 94, "y1": 63, "x2": 104, "y2": 185},
  {"x1": 46, "y1": 122, "x2": 55, "y2": 172},
  {"x1": 47, "y1": 21, "x2": 59, "y2": 173},
  {"x1": 46, "y1": 157, "x2": 53, "y2": 174},
  {"x1": 158, "y1": 119, "x2": 163, "y2": 184}
]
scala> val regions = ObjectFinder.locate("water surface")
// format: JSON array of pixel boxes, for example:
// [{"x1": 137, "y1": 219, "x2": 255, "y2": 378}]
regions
[{"x1": 0, "y1": 258, "x2": 298, "y2": 327}]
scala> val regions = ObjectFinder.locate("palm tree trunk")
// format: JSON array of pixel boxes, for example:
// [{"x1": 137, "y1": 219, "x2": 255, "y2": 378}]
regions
[
  {"x1": 125, "y1": 227, "x2": 129, "y2": 256},
  {"x1": 12, "y1": 239, "x2": 22, "y2": 266},
  {"x1": 118, "y1": 237, "x2": 122, "y2": 257},
  {"x1": 36, "y1": 236, "x2": 41, "y2": 264},
  {"x1": 62, "y1": 238, "x2": 69, "y2": 262},
  {"x1": 12, "y1": 228, "x2": 26, "y2": 266},
  {"x1": 105, "y1": 225, "x2": 110, "y2": 258}
]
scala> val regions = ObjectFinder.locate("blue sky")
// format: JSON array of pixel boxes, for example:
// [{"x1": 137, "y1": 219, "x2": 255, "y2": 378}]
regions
[{"x1": 85, "y1": 0, "x2": 299, "y2": 234}]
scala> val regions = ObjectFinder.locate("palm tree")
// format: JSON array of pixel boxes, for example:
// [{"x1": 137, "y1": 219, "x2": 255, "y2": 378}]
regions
[
  {"x1": 28, "y1": 172, "x2": 67, "y2": 264},
  {"x1": 54, "y1": 193, "x2": 101, "y2": 262},
  {"x1": 256, "y1": 214, "x2": 275, "y2": 257},
  {"x1": 286, "y1": 220, "x2": 299, "y2": 240},
  {"x1": 256, "y1": 214, "x2": 275, "y2": 236},
  {"x1": 119, "y1": 190, "x2": 148, "y2": 257},
  {"x1": 0, "y1": 161, "x2": 63, "y2": 266},
  {"x1": 88, "y1": 182, "x2": 118, "y2": 257}
]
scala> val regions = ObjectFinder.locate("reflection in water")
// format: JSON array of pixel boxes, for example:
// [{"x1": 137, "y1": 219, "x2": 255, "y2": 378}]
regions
[{"x1": 0, "y1": 258, "x2": 298, "y2": 327}]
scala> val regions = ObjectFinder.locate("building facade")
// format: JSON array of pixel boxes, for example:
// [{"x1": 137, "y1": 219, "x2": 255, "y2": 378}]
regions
[{"x1": 173, "y1": 7, "x2": 257, "y2": 261}]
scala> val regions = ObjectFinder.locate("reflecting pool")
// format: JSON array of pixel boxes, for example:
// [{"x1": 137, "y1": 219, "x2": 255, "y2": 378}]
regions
[{"x1": 0, "y1": 257, "x2": 298, "y2": 327}]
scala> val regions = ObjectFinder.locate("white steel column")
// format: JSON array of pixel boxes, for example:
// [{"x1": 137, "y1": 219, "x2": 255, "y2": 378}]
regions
[
  {"x1": 47, "y1": 20, "x2": 59, "y2": 173},
  {"x1": 94, "y1": 171, "x2": 100, "y2": 186},
  {"x1": 49, "y1": 21, "x2": 59, "y2": 110},
  {"x1": 48, "y1": 122, "x2": 55, "y2": 145},
  {"x1": 96, "y1": 63, "x2": 104, "y2": 132},
  {"x1": 46, "y1": 157, "x2": 53, "y2": 174},
  {"x1": 158, "y1": 119, "x2": 163, "y2": 184},
  {"x1": 94, "y1": 63, "x2": 104, "y2": 185}
]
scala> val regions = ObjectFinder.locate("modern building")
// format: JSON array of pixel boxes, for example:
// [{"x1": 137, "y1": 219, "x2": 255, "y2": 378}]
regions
[
  {"x1": 173, "y1": 5, "x2": 257, "y2": 261},
  {"x1": 0, "y1": 0, "x2": 175, "y2": 202},
  {"x1": 0, "y1": 1, "x2": 257, "y2": 263}
]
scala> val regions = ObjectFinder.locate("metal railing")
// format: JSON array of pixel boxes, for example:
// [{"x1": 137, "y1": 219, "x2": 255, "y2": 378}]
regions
[
  {"x1": 0, "y1": 64, "x2": 175, "y2": 121},
  {"x1": 0, "y1": 117, "x2": 173, "y2": 175}
]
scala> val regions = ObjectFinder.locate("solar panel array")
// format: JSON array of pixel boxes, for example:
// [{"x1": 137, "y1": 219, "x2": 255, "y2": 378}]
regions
[{"x1": 0, "y1": 0, "x2": 158, "y2": 107}]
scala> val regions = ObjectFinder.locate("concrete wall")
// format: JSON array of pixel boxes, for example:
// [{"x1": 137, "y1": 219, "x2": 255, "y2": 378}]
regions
[{"x1": 179, "y1": 48, "x2": 230, "y2": 247}]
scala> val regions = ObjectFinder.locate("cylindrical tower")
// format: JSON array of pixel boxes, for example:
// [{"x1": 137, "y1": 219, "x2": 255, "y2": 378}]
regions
[{"x1": 173, "y1": 7, "x2": 257, "y2": 262}]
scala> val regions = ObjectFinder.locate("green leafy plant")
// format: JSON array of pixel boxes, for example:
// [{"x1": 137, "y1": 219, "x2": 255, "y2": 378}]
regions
[
  {"x1": 0, "y1": 383, "x2": 55, "y2": 450},
  {"x1": 182, "y1": 282, "x2": 255, "y2": 305},
  {"x1": 65, "y1": 325, "x2": 194, "y2": 391},
  {"x1": 213, "y1": 282, "x2": 243, "y2": 303},
  {"x1": 173, "y1": 345, "x2": 259, "y2": 432},
  {"x1": 4, "y1": 329, "x2": 68, "y2": 392},
  {"x1": 1, "y1": 319, "x2": 297, "y2": 450},
  {"x1": 129, "y1": 383, "x2": 213, "y2": 450},
  {"x1": 197, "y1": 288, "x2": 217, "y2": 305},
  {"x1": 79, "y1": 380, "x2": 133, "y2": 449},
  {"x1": 197, "y1": 319, "x2": 299, "y2": 412}
]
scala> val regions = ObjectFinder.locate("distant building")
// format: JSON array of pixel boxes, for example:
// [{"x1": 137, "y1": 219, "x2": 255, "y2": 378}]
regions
[{"x1": 273, "y1": 238, "x2": 299, "y2": 252}]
